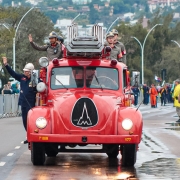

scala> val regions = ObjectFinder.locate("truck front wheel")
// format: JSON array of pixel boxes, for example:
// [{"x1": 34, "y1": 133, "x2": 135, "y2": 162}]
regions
[
  {"x1": 105, "y1": 144, "x2": 119, "y2": 158},
  {"x1": 45, "y1": 143, "x2": 59, "y2": 157},
  {"x1": 31, "y1": 142, "x2": 45, "y2": 165},
  {"x1": 121, "y1": 144, "x2": 137, "y2": 166}
]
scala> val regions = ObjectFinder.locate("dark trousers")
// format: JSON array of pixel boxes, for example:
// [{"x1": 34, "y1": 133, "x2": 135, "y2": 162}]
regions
[
  {"x1": 143, "y1": 94, "x2": 149, "y2": 104},
  {"x1": 134, "y1": 95, "x2": 138, "y2": 105},
  {"x1": 21, "y1": 105, "x2": 32, "y2": 131},
  {"x1": 21, "y1": 100, "x2": 35, "y2": 131},
  {"x1": 160, "y1": 96, "x2": 166, "y2": 105}
]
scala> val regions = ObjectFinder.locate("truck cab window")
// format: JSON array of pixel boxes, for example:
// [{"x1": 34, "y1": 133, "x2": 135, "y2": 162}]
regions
[
  {"x1": 51, "y1": 67, "x2": 84, "y2": 89},
  {"x1": 86, "y1": 67, "x2": 119, "y2": 90}
]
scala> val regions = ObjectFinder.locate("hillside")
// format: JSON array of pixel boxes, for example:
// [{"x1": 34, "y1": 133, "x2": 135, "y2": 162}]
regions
[{"x1": 0, "y1": 0, "x2": 148, "y2": 26}]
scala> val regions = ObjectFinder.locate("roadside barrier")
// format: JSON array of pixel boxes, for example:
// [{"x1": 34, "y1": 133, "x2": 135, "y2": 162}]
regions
[{"x1": 0, "y1": 94, "x2": 21, "y2": 118}]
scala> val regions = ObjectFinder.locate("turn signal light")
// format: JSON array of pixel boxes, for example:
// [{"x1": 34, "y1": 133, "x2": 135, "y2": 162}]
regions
[
  {"x1": 111, "y1": 59, "x2": 117, "y2": 66},
  {"x1": 52, "y1": 58, "x2": 59, "y2": 66},
  {"x1": 34, "y1": 129, "x2": 39, "y2": 133}
]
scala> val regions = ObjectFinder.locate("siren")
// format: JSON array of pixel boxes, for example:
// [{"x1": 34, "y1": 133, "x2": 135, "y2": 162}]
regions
[
  {"x1": 105, "y1": 46, "x2": 112, "y2": 53},
  {"x1": 52, "y1": 58, "x2": 59, "y2": 66},
  {"x1": 111, "y1": 59, "x2": 117, "y2": 66}
]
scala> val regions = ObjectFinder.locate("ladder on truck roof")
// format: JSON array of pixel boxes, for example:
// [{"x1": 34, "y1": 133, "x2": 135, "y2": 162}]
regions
[{"x1": 66, "y1": 24, "x2": 104, "y2": 57}]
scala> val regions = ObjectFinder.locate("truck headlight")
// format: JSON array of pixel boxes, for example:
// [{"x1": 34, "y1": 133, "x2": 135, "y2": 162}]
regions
[
  {"x1": 122, "y1": 118, "x2": 133, "y2": 130},
  {"x1": 37, "y1": 82, "x2": 46, "y2": 93},
  {"x1": 36, "y1": 117, "x2": 47, "y2": 129},
  {"x1": 39, "y1": 57, "x2": 49, "y2": 67}
]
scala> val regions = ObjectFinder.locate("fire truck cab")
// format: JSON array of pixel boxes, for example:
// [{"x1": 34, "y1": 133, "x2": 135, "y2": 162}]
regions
[{"x1": 27, "y1": 24, "x2": 143, "y2": 166}]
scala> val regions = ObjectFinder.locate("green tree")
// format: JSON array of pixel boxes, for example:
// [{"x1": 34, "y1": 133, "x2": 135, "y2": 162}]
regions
[
  {"x1": 88, "y1": 2, "x2": 100, "y2": 24},
  {"x1": 0, "y1": 6, "x2": 62, "y2": 89}
]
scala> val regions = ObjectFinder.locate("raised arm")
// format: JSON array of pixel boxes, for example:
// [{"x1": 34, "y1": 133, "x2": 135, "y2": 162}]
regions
[
  {"x1": 2, "y1": 57, "x2": 22, "y2": 81},
  {"x1": 29, "y1": 34, "x2": 48, "y2": 51}
]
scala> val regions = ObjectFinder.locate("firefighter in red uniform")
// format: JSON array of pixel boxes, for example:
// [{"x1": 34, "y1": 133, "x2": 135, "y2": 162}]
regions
[{"x1": 149, "y1": 84, "x2": 158, "y2": 108}]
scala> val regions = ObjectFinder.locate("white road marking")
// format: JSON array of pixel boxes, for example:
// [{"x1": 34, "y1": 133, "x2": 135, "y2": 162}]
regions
[
  {"x1": 21, "y1": 141, "x2": 24, "y2": 144},
  {"x1": 7, "y1": 153, "x2": 14, "y2": 156},
  {"x1": 0, "y1": 162, "x2": 6, "y2": 166},
  {"x1": 15, "y1": 146, "x2": 20, "y2": 149}
]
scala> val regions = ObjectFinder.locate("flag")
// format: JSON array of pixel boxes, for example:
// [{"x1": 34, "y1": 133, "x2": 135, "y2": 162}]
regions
[{"x1": 155, "y1": 75, "x2": 162, "y2": 82}]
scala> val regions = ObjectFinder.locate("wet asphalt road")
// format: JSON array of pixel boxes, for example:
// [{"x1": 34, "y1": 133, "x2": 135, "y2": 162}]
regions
[{"x1": 0, "y1": 102, "x2": 180, "y2": 180}]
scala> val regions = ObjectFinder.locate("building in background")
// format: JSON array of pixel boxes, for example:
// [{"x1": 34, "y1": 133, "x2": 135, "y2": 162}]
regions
[
  {"x1": 72, "y1": 0, "x2": 110, "y2": 4},
  {"x1": 148, "y1": 0, "x2": 178, "y2": 12}
]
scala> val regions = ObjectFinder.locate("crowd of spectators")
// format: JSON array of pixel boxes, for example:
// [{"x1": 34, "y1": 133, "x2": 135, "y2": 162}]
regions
[
  {"x1": 1, "y1": 81, "x2": 20, "y2": 95},
  {"x1": 132, "y1": 82, "x2": 174, "y2": 108}
]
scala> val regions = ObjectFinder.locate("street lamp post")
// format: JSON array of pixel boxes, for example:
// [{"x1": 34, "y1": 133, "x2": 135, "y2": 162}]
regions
[
  {"x1": 0, "y1": 23, "x2": 10, "y2": 31},
  {"x1": 106, "y1": 17, "x2": 120, "y2": 33},
  {"x1": 71, "y1": 13, "x2": 81, "y2": 24},
  {"x1": 131, "y1": 24, "x2": 162, "y2": 84},
  {"x1": 171, "y1": 40, "x2": 180, "y2": 48},
  {"x1": 13, "y1": 7, "x2": 34, "y2": 71}
]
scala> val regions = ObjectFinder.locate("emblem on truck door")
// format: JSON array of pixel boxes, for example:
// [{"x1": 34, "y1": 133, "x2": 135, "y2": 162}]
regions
[{"x1": 71, "y1": 98, "x2": 98, "y2": 128}]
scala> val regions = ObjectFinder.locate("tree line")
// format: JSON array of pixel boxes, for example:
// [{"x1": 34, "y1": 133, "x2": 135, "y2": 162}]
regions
[
  {"x1": 0, "y1": 6, "x2": 61, "y2": 90},
  {"x1": 117, "y1": 13, "x2": 180, "y2": 85},
  {"x1": 0, "y1": 6, "x2": 179, "y2": 89}
]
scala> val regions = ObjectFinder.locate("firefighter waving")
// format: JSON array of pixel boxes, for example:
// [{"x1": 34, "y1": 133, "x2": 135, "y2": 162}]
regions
[{"x1": 2, "y1": 57, "x2": 36, "y2": 144}]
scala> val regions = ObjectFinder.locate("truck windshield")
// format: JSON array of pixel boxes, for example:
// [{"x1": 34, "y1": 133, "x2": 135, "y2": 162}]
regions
[
  {"x1": 51, "y1": 67, "x2": 84, "y2": 89},
  {"x1": 50, "y1": 66, "x2": 119, "y2": 90},
  {"x1": 86, "y1": 67, "x2": 119, "y2": 90}
]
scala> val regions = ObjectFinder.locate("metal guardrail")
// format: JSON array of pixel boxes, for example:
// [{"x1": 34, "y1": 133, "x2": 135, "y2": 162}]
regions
[{"x1": 0, "y1": 94, "x2": 21, "y2": 118}]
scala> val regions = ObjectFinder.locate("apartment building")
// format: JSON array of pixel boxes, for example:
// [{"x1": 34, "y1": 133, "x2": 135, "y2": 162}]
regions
[{"x1": 148, "y1": 0, "x2": 178, "y2": 12}]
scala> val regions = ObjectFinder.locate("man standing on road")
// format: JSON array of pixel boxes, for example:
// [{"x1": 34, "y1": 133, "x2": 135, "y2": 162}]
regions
[
  {"x1": 143, "y1": 84, "x2": 149, "y2": 105},
  {"x1": 111, "y1": 29, "x2": 126, "y2": 64},
  {"x1": 28, "y1": 31, "x2": 62, "y2": 60},
  {"x1": 160, "y1": 85, "x2": 167, "y2": 106},
  {"x1": 2, "y1": 57, "x2": 36, "y2": 143},
  {"x1": 173, "y1": 79, "x2": 180, "y2": 122},
  {"x1": 132, "y1": 83, "x2": 140, "y2": 106}
]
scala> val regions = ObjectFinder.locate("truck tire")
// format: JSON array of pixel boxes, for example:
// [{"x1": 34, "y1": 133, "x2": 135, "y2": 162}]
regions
[
  {"x1": 45, "y1": 143, "x2": 59, "y2": 157},
  {"x1": 106, "y1": 145, "x2": 119, "y2": 158},
  {"x1": 31, "y1": 142, "x2": 45, "y2": 165},
  {"x1": 121, "y1": 144, "x2": 137, "y2": 166}
]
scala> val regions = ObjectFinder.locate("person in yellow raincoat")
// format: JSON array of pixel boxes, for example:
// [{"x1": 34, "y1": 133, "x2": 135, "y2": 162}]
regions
[{"x1": 173, "y1": 79, "x2": 180, "y2": 122}]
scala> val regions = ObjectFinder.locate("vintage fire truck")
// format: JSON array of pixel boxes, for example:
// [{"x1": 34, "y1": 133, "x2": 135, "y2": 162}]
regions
[{"x1": 27, "y1": 24, "x2": 143, "y2": 166}]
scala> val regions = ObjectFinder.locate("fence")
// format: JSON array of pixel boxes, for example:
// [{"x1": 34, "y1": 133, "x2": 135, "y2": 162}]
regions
[{"x1": 0, "y1": 94, "x2": 21, "y2": 118}]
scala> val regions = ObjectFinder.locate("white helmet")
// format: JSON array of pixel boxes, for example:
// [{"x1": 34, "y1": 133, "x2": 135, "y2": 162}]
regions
[{"x1": 23, "y1": 63, "x2": 34, "y2": 71}]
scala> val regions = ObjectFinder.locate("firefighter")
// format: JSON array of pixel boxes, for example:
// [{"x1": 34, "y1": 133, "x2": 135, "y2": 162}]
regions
[
  {"x1": 111, "y1": 29, "x2": 126, "y2": 64},
  {"x1": 149, "y1": 84, "x2": 158, "y2": 108},
  {"x1": 2, "y1": 57, "x2": 36, "y2": 144},
  {"x1": 132, "y1": 83, "x2": 140, "y2": 106},
  {"x1": 28, "y1": 31, "x2": 62, "y2": 60},
  {"x1": 143, "y1": 84, "x2": 149, "y2": 105},
  {"x1": 105, "y1": 32, "x2": 123, "y2": 62},
  {"x1": 57, "y1": 36, "x2": 64, "y2": 44},
  {"x1": 57, "y1": 35, "x2": 65, "y2": 56}
]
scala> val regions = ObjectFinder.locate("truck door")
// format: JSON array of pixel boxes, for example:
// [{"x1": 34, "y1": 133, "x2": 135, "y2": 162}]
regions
[{"x1": 123, "y1": 69, "x2": 131, "y2": 106}]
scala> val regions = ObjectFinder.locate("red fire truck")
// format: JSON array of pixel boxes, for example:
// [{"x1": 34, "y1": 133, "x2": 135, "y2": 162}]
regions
[{"x1": 27, "y1": 24, "x2": 143, "y2": 166}]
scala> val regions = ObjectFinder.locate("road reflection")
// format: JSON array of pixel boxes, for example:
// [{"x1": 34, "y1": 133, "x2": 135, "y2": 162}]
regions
[
  {"x1": 137, "y1": 158, "x2": 180, "y2": 179},
  {"x1": 42, "y1": 153, "x2": 138, "y2": 180}
]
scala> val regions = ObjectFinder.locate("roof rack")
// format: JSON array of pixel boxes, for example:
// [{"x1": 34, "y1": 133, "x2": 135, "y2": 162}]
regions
[{"x1": 66, "y1": 24, "x2": 104, "y2": 57}]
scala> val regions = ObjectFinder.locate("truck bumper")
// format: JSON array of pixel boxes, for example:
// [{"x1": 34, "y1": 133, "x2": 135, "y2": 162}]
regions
[{"x1": 28, "y1": 133, "x2": 140, "y2": 144}]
